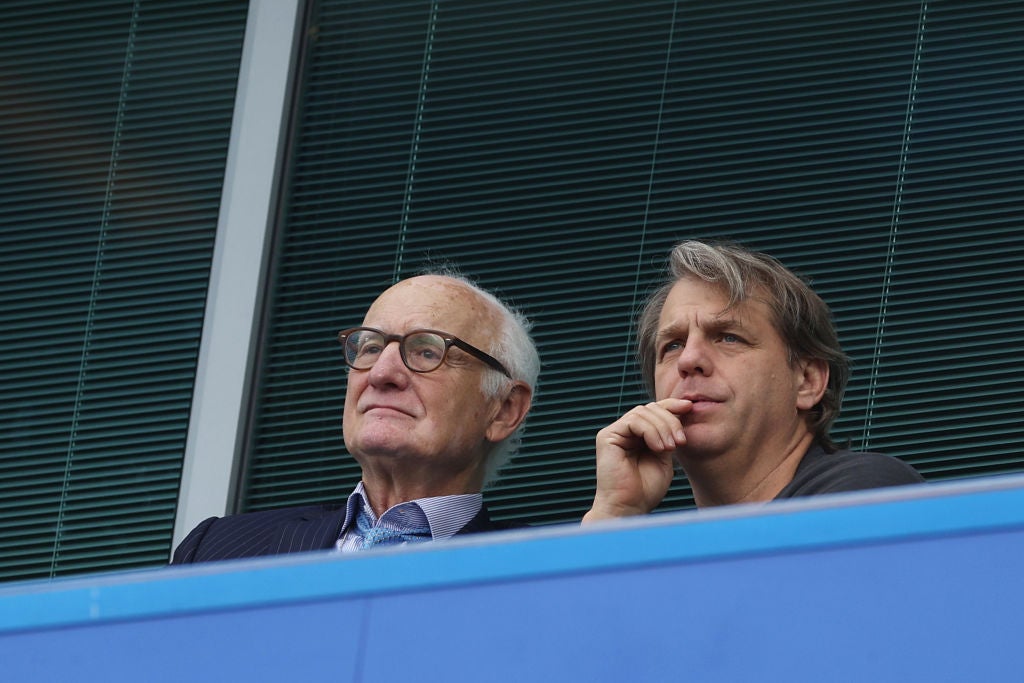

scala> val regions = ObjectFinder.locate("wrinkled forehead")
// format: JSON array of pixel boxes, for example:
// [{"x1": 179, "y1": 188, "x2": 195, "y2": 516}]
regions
[
  {"x1": 659, "y1": 276, "x2": 774, "y2": 329},
  {"x1": 363, "y1": 275, "x2": 501, "y2": 341}
]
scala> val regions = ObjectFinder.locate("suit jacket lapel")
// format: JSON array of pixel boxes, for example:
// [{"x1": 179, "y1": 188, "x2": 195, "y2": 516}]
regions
[{"x1": 267, "y1": 505, "x2": 348, "y2": 554}]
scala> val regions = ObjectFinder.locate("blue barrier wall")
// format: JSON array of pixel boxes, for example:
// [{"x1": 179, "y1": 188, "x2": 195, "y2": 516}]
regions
[{"x1": 3, "y1": 477, "x2": 1024, "y2": 682}]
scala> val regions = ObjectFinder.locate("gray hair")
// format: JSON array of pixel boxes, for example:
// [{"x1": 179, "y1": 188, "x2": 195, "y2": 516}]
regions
[
  {"x1": 636, "y1": 240, "x2": 849, "y2": 451},
  {"x1": 419, "y1": 267, "x2": 540, "y2": 485}
]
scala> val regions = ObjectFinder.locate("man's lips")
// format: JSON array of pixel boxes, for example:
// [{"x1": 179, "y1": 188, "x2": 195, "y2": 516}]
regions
[
  {"x1": 676, "y1": 394, "x2": 722, "y2": 416},
  {"x1": 678, "y1": 393, "x2": 720, "y2": 404},
  {"x1": 362, "y1": 404, "x2": 415, "y2": 417}
]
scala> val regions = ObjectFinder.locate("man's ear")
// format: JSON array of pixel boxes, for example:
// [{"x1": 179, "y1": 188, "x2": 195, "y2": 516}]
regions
[
  {"x1": 795, "y1": 357, "x2": 829, "y2": 411},
  {"x1": 485, "y1": 382, "x2": 533, "y2": 443}
]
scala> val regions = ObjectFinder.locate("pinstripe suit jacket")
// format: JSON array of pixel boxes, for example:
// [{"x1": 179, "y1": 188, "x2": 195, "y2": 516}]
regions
[{"x1": 171, "y1": 502, "x2": 514, "y2": 564}]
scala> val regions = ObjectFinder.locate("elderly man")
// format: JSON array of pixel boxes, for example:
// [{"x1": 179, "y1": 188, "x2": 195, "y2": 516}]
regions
[
  {"x1": 584, "y1": 240, "x2": 922, "y2": 522},
  {"x1": 173, "y1": 272, "x2": 537, "y2": 562}
]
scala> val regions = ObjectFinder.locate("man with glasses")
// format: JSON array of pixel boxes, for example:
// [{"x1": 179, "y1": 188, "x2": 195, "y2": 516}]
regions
[{"x1": 172, "y1": 272, "x2": 538, "y2": 563}]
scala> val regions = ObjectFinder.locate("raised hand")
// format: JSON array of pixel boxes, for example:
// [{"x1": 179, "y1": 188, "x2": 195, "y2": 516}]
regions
[{"x1": 582, "y1": 398, "x2": 692, "y2": 522}]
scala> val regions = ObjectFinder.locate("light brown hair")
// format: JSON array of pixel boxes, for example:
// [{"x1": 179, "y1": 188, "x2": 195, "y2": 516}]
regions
[{"x1": 637, "y1": 240, "x2": 849, "y2": 451}]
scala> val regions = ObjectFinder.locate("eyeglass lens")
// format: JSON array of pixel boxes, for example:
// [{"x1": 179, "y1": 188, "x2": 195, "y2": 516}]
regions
[{"x1": 345, "y1": 329, "x2": 448, "y2": 372}]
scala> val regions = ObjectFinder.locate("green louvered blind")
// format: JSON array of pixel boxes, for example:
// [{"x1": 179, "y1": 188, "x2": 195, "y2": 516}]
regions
[
  {"x1": 0, "y1": 0, "x2": 247, "y2": 582},
  {"x1": 243, "y1": 0, "x2": 1024, "y2": 525}
]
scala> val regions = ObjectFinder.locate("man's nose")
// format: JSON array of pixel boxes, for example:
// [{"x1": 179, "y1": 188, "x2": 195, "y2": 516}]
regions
[
  {"x1": 675, "y1": 337, "x2": 710, "y2": 376},
  {"x1": 367, "y1": 340, "x2": 411, "y2": 385}
]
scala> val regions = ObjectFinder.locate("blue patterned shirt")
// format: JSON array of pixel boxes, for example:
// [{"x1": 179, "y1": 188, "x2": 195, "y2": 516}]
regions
[{"x1": 335, "y1": 481, "x2": 483, "y2": 552}]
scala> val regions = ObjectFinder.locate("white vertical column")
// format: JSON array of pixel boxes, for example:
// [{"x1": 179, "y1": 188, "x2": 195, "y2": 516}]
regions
[{"x1": 173, "y1": 0, "x2": 304, "y2": 550}]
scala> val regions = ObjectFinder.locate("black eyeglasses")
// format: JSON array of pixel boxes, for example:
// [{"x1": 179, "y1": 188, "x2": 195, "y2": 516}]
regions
[{"x1": 338, "y1": 327, "x2": 512, "y2": 378}]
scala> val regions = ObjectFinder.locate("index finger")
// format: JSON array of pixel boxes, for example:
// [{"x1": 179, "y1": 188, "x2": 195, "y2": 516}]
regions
[{"x1": 654, "y1": 397, "x2": 693, "y2": 416}]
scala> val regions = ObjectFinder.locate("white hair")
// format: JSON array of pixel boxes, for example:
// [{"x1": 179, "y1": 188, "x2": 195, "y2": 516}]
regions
[{"x1": 420, "y1": 268, "x2": 540, "y2": 486}]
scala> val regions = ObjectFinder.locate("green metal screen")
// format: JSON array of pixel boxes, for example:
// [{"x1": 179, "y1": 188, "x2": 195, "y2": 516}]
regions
[
  {"x1": 243, "y1": 0, "x2": 1024, "y2": 525},
  {"x1": 0, "y1": 0, "x2": 248, "y2": 581}
]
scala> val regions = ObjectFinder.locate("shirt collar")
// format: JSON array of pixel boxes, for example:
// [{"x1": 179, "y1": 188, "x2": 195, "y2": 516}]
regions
[{"x1": 340, "y1": 481, "x2": 483, "y2": 543}]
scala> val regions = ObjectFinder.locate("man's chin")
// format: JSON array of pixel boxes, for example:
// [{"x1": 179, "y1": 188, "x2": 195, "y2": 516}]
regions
[
  {"x1": 676, "y1": 430, "x2": 726, "y2": 460},
  {"x1": 349, "y1": 431, "x2": 420, "y2": 459}
]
